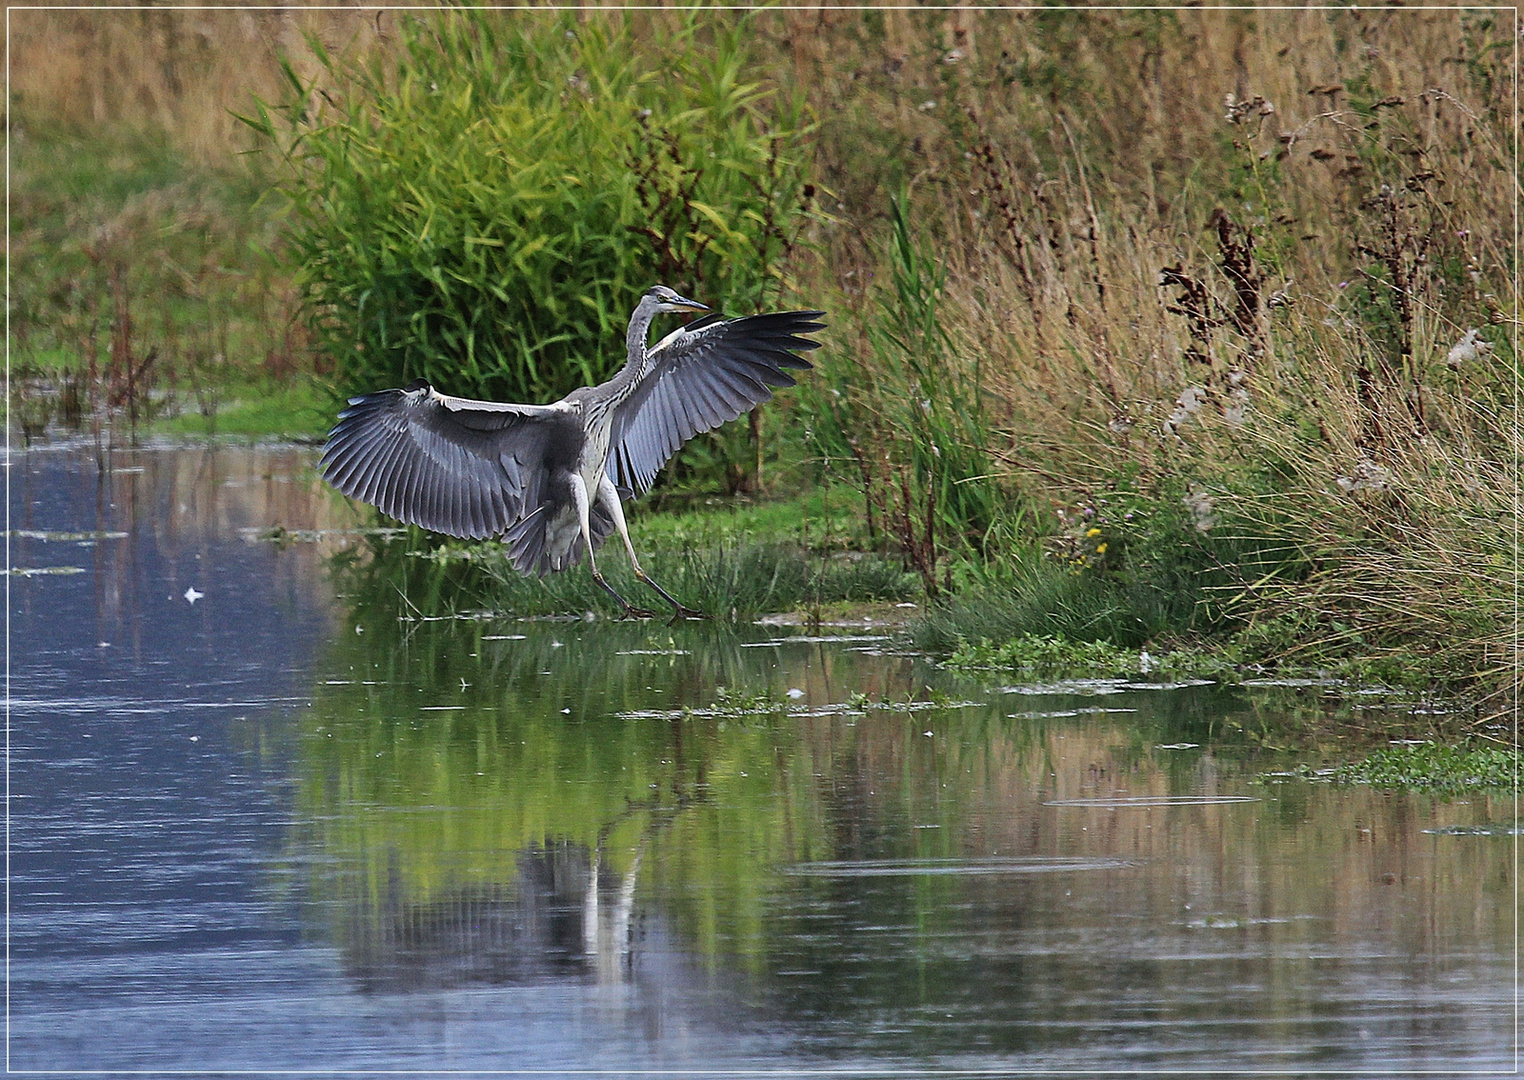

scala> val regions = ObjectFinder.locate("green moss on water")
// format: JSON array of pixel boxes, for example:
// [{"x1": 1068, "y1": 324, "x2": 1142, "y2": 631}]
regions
[{"x1": 932, "y1": 617, "x2": 1461, "y2": 697}]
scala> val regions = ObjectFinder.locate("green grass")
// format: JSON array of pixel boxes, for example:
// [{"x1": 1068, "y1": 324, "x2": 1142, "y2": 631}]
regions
[
  {"x1": 16, "y1": 346, "x2": 79, "y2": 375},
  {"x1": 155, "y1": 377, "x2": 335, "y2": 440},
  {"x1": 476, "y1": 538, "x2": 916, "y2": 620},
  {"x1": 11, "y1": 121, "x2": 288, "y2": 393},
  {"x1": 912, "y1": 551, "x2": 1223, "y2": 654},
  {"x1": 630, "y1": 483, "x2": 871, "y2": 550}
]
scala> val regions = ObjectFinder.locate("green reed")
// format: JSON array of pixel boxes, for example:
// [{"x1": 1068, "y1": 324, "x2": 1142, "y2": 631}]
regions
[{"x1": 244, "y1": 10, "x2": 811, "y2": 417}]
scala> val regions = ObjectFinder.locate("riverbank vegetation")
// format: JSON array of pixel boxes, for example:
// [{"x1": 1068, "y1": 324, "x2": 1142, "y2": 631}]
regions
[
  {"x1": 11, "y1": 8, "x2": 1516, "y2": 720},
  {"x1": 8, "y1": 112, "x2": 326, "y2": 442}
]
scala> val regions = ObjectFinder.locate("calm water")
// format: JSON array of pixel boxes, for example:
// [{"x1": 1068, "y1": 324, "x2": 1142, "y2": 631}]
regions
[{"x1": 8, "y1": 442, "x2": 1514, "y2": 1075}]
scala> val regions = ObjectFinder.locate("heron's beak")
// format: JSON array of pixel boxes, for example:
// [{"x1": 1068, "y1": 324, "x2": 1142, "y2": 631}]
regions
[{"x1": 671, "y1": 295, "x2": 709, "y2": 313}]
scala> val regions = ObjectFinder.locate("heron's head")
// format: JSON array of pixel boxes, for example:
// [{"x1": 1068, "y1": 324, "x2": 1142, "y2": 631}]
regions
[{"x1": 647, "y1": 285, "x2": 709, "y2": 314}]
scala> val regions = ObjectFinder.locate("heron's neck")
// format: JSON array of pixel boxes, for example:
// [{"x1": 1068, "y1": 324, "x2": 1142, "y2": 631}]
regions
[{"x1": 625, "y1": 296, "x2": 660, "y2": 365}]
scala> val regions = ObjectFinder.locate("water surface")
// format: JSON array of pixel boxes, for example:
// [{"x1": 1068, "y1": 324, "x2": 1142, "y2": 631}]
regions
[{"x1": 9, "y1": 442, "x2": 1513, "y2": 1074}]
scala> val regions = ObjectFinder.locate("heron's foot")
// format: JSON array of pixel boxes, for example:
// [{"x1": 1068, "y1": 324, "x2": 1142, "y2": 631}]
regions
[
  {"x1": 633, "y1": 572, "x2": 704, "y2": 622},
  {"x1": 591, "y1": 570, "x2": 653, "y2": 619}
]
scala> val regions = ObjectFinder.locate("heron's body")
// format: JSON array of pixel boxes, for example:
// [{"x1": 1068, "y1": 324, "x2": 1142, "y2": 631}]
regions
[{"x1": 319, "y1": 286, "x2": 823, "y2": 617}]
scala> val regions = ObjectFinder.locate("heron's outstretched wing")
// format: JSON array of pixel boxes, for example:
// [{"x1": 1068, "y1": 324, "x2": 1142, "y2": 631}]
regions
[
  {"x1": 607, "y1": 310, "x2": 824, "y2": 496},
  {"x1": 319, "y1": 380, "x2": 573, "y2": 540}
]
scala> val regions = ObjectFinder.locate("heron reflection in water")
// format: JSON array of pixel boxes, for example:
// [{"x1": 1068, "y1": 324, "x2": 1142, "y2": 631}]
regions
[{"x1": 320, "y1": 286, "x2": 824, "y2": 619}]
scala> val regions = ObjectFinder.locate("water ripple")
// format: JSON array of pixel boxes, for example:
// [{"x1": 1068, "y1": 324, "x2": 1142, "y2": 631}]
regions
[
  {"x1": 783, "y1": 856, "x2": 1135, "y2": 878},
  {"x1": 1044, "y1": 796, "x2": 1260, "y2": 808}
]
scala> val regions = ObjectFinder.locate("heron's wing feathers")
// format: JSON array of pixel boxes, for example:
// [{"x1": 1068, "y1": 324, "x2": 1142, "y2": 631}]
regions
[
  {"x1": 427, "y1": 387, "x2": 563, "y2": 422},
  {"x1": 608, "y1": 310, "x2": 824, "y2": 496},
  {"x1": 319, "y1": 381, "x2": 569, "y2": 540}
]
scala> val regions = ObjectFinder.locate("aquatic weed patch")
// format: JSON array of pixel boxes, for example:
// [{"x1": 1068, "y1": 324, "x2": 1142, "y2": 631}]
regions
[
  {"x1": 944, "y1": 633, "x2": 1236, "y2": 683},
  {"x1": 1279, "y1": 743, "x2": 1517, "y2": 795},
  {"x1": 617, "y1": 685, "x2": 981, "y2": 722},
  {"x1": 939, "y1": 626, "x2": 1476, "y2": 702}
]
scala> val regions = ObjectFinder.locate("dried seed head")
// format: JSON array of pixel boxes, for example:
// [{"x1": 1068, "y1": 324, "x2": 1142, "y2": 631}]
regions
[
  {"x1": 1335, "y1": 459, "x2": 1393, "y2": 496},
  {"x1": 1224, "y1": 93, "x2": 1273, "y2": 125},
  {"x1": 1165, "y1": 386, "x2": 1208, "y2": 432},
  {"x1": 1445, "y1": 328, "x2": 1491, "y2": 368},
  {"x1": 1182, "y1": 488, "x2": 1219, "y2": 532}
]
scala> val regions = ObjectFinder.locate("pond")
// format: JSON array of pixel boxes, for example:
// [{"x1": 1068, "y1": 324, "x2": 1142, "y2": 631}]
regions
[{"x1": 9, "y1": 442, "x2": 1513, "y2": 1074}]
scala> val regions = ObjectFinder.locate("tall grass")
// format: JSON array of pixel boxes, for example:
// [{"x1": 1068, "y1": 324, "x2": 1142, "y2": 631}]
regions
[
  {"x1": 784, "y1": 8, "x2": 1515, "y2": 696},
  {"x1": 244, "y1": 11, "x2": 810, "y2": 409},
  {"x1": 805, "y1": 196, "x2": 1018, "y2": 597},
  {"x1": 1204, "y1": 320, "x2": 1516, "y2": 694},
  {"x1": 343, "y1": 530, "x2": 915, "y2": 622}
]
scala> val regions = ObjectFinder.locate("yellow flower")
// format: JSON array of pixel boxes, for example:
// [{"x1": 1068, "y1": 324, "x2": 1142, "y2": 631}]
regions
[
  {"x1": 1096, "y1": 542, "x2": 1108, "y2": 555},
  {"x1": 1085, "y1": 527, "x2": 1102, "y2": 538}
]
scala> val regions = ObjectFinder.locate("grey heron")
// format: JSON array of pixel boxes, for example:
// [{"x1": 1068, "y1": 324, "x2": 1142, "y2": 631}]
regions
[{"x1": 319, "y1": 285, "x2": 824, "y2": 619}]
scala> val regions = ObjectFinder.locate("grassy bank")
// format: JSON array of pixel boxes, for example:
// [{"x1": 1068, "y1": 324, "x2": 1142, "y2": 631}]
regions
[
  {"x1": 783, "y1": 9, "x2": 1516, "y2": 714},
  {"x1": 7, "y1": 119, "x2": 321, "y2": 443},
  {"x1": 12, "y1": 9, "x2": 1517, "y2": 717},
  {"x1": 325, "y1": 486, "x2": 916, "y2": 623}
]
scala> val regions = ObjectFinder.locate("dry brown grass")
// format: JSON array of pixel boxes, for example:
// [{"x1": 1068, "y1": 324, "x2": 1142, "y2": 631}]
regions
[
  {"x1": 762, "y1": 8, "x2": 1515, "y2": 691},
  {"x1": 8, "y1": 7, "x2": 388, "y2": 158},
  {"x1": 1210, "y1": 315, "x2": 1517, "y2": 701}
]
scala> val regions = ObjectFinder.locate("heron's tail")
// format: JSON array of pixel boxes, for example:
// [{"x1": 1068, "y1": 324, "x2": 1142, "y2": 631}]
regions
[
  {"x1": 503, "y1": 506, "x2": 551, "y2": 577},
  {"x1": 501, "y1": 501, "x2": 616, "y2": 578}
]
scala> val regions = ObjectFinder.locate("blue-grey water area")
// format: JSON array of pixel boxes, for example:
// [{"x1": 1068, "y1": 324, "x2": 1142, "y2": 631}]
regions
[{"x1": 8, "y1": 441, "x2": 1514, "y2": 1076}]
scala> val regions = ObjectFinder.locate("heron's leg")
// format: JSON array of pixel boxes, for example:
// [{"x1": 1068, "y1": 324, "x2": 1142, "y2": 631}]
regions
[
  {"x1": 596, "y1": 475, "x2": 704, "y2": 620},
  {"x1": 570, "y1": 474, "x2": 653, "y2": 619}
]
